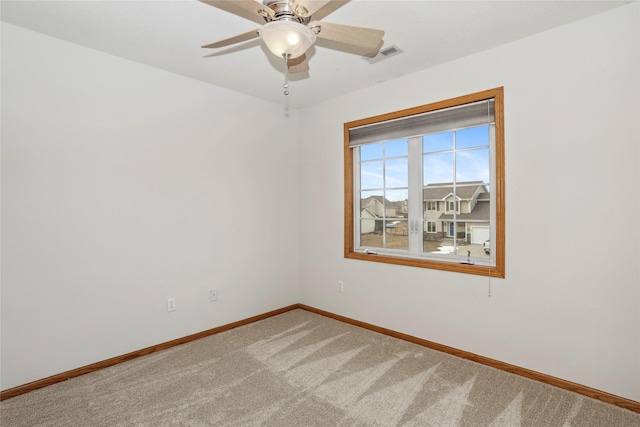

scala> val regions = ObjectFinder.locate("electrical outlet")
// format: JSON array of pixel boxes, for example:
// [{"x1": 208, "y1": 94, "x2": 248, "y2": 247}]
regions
[
  {"x1": 209, "y1": 289, "x2": 218, "y2": 302},
  {"x1": 337, "y1": 281, "x2": 344, "y2": 293},
  {"x1": 167, "y1": 297, "x2": 176, "y2": 312}
]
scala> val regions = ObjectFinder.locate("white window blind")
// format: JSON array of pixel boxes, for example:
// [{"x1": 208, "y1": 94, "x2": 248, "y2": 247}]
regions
[{"x1": 349, "y1": 99, "x2": 495, "y2": 147}]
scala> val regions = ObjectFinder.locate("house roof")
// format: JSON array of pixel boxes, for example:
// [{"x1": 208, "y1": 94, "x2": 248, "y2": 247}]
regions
[
  {"x1": 361, "y1": 196, "x2": 407, "y2": 218},
  {"x1": 361, "y1": 207, "x2": 377, "y2": 219},
  {"x1": 361, "y1": 195, "x2": 388, "y2": 208},
  {"x1": 361, "y1": 196, "x2": 407, "y2": 208},
  {"x1": 439, "y1": 199, "x2": 490, "y2": 221},
  {"x1": 360, "y1": 196, "x2": 389, "y2": 205},
  {"x1": 423, "y1": 181, "x2": 487, "y2": 200}
]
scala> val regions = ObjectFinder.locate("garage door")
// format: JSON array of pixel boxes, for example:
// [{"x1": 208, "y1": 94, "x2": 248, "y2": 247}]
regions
[{"x1": 470, "y1": 226, "x2": 490, "y2": 244}]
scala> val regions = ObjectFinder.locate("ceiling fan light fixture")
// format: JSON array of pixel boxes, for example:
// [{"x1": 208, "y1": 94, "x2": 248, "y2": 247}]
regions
[{"x1": 259, "y1": 20, "x2": 316, "y2": 59}]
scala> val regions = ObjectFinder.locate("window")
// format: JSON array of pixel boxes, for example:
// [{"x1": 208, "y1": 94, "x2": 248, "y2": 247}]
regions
[{"x1": 344, "y1": 88, "x2": 504, "y2": 277}]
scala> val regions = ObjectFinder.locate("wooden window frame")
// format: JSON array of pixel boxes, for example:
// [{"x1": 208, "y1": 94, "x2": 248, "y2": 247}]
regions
[{"x1": 344, "y1": 88, "x2": 505, "y2": 278}]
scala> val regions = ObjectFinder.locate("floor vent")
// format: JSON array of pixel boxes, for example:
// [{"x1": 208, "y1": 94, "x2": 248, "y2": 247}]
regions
[{"x1": 363, "y1": 45, "x2": 403, "y2": 64}]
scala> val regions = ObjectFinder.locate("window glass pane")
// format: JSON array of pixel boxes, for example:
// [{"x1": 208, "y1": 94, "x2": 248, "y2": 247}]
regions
[
  {"x1": 456, "y1": 148, "x2": 490, "y2": 183},
  {"x1": 423, "y1": 152, "x2": 454, "y2": 185},
  {"x1": 384, "y1": 220, "x2": 409, "y2": 250},
  {"x1": 360, "y1": 219, "x2": 384, "y2": 248},
  {"x1": 384, "y1": 139, "x2": 408, "y2": 157},
  {"x1": 454, "y1": 220, "x2": 491, "y2": 260},
  {"x1": 448, "y1": 221, "x2": 466, "y2": 255},
  {"x1": 360, "y1": 190, "x2": 384, "y2": 217},
  {"x1": 456, "y1": 125, "x2": 489, "y2": 149},
  {"x1": 385, "y1": 158, "x2": 408, "y2": 188},
  {"x1": 423, "y1": 221, "x2": 453, "y2": 254},
  {"x1": 423, "y1": 131, "x2": 453, "y2": 153},
  {"x1": 424, "y1": 199, "x2": 440, "y2": 219},
  {"x1": 360, "y1": 161, "x2": 383, "y2": 190},
  {"x1": 385, "y1": 190, "x2": 408, "y2": 218},
  {"x1": 360, "y1": 143, "x2": 383, "y2": 161}
]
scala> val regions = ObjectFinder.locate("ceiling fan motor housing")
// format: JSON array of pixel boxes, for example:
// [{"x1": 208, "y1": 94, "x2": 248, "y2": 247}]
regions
[{"x1": 262, "y1": 0, "x2": 311, "y2": 24}]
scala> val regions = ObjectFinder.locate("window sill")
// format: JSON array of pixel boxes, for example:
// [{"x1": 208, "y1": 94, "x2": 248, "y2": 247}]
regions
[{"x1": 345, "y1": 249, "x2": 505, "y2": 278}]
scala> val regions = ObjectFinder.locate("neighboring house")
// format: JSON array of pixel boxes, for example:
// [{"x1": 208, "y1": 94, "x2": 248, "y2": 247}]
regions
[
  {"x1": 361, "y1": 196, "x2": 395, "y2": 219},
  {"x1": 423, "y1": 181, "x2": 490, "y2": 243},
  {"x1": 360, "y1": 196, "x2": 408, "y2": 235},
  {"x1": 360, "y1": 183, "x2": 489, "y2": 240}
]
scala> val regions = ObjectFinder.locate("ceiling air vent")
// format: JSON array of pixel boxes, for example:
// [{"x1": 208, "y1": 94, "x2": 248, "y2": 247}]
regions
[{"x1": 363, "y1": 45, "x2": 403, "y2": 64}]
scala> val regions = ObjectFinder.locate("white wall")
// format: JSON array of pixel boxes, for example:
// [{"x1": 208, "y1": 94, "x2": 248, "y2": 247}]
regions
[
  {"x1": 1, "y1": 23, "x2": 299, "y2": 390},
  {"x1": 298, "y1": 3, "x2": 640, "y2": 401}
]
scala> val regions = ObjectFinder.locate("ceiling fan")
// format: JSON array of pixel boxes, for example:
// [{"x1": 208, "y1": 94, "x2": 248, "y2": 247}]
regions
[{"x1": 199, "y1": 0, "x2": 384, "y2": 92}]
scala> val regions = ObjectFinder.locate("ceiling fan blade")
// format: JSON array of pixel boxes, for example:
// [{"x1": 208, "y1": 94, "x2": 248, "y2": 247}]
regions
[
  {"x1": 311, "y1": 21, "x2": 384, "y2": 57},
  {"x1": 288, "y1": 54, "x2": 310, "y2": 73},
  {"x1": 199, "y1": 0, "x2": 274, "y2": 25},
  {"x1": 202, "y1": 28, "x2": 260, "y2": 49},
  {"x1": 293, "y1": 0, "x2": 349, "y2": 20}
]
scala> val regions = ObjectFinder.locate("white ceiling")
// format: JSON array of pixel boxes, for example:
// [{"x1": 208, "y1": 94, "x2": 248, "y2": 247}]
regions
[{"x1": 1, "y1": 0, "x2": 630, "y2": 109}]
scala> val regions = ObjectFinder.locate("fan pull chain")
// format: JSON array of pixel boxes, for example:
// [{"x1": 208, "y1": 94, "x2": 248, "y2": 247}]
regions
[{"x1": 283, "y1": 54, "x2": 290, "y2": 96}]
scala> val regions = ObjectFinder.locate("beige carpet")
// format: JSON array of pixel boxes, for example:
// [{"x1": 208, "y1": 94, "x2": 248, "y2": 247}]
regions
[{"x1": 2, "y1": 309, "x2": 639, "y2": 426}]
